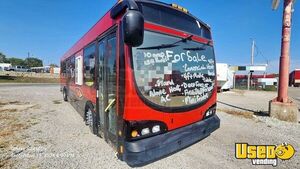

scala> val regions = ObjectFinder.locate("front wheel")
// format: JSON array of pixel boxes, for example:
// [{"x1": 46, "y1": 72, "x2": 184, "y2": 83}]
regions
[{"x1": 85, "y1": 105, "x2": 98, "y2": 135}]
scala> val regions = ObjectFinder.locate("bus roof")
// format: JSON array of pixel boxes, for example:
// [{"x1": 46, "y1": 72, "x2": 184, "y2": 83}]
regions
[
  {"x1": 61, "y1": 0, "x2": 211, "y2": 61},
  {"x1": 136, "y1": 0, "x2": 211, "y2": 29}
]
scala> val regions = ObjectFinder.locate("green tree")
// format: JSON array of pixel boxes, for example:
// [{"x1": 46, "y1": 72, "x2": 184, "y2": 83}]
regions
[
  {"x1": 7, "y1": 57, "x2": 25, "y2": 66},
  {"x1": 0, "y1": 52, "x2": 9, "y2": 63},
  {"x1": 49, "y1": 63, "x2": 58, "y2": 68},
  {"x1": 24, "y1": 57, "x2": 43, "y2": 67}
]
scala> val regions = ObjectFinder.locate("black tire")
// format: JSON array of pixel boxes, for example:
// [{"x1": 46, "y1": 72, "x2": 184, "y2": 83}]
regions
[
  {"x1": 85, "y1": 103, "x2": 98, "y2": 135},
  {"x1": 63, "y1": 88, "x2": 68, "y2": 101}
]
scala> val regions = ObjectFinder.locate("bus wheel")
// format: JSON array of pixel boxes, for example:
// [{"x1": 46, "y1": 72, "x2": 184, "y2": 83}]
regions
[
  {"x1": 85, "y1": 105, "x2": 97, "y2": 135},
  {"x1": 63, "y1": 88, "x2": 68, "y2": 101}
]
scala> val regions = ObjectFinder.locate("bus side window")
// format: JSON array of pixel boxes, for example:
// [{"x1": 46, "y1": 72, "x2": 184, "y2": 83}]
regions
[
  {"x1": 75, "y1": 55, "x2": 83, "y2": 85},
  {"x1": 98, "y1": 42, "x2": 105, "y2": 82},
  {"x1": 83, "y1": 43, "x2": 96, "y2": 87},
  {"x1": 61, "y1": 61, "x2": 66, "y2": 75},
  {"x1": 70, "y1": 56, "x2": 75, "y2": 82},
  {"x1": 66, "y1": 58, "x2": 71, "y2": 80}
]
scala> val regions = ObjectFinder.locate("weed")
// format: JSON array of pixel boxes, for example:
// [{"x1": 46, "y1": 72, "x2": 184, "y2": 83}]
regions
[{"x1": 218, "y1": 108, "x2": 254, "y2": 119}]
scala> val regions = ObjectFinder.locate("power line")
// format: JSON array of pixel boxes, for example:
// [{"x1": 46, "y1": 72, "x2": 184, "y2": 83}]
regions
[{"x1": 254, "y1": 43, "x2": 269, "y2": 65}]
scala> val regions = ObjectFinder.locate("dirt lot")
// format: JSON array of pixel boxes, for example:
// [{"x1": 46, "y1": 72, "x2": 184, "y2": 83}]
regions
[{"x1": 0, "y1": 85, "x2": 299, "y2": 169}]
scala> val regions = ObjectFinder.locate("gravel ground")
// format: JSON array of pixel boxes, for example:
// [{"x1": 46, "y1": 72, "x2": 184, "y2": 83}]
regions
[
  {"x1": 218, "y1": 89, "x2": 300, "y2": 121},
  {"x1": 217, "y1": 90, "x2": 277, "y2": 113},
  {"x1": 0, "y1": 85, "x2": 299, "y2": 169}
]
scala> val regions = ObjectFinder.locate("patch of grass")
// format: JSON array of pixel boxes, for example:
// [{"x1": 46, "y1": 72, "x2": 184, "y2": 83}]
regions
[
  {"x1": 232, "y1": 90, "x2": 246, "y2": 95},
  {"x1": 262, "y1": 86, "x2": 277, "y2": 91},
  {"x1": 52, "y1": 100, "x2": 62, "y2": 104},
  {"x1": 0, "y1": 101, "x2": 22, "y2": 107},
  {"x1": 34, "y1": 139, "x2": 47, "y2": 145},
  {"x1": 24, "y1": 104, "x2": 41, "y2": 111},
  {"x1": 0, "y1": 103, "x2": 33, "y2": 168},
  {"x1": 218, "y1": 108, "x2": 254, "y2": 119},
  {"x1": 29, "y1": 164, "x2": 41, "y2": 169},
  {"x1": 0, "y1": 156, "x2": 13, "y2": 169},
  {"x1": 0, "y1": 76, "x2": 59, "y2": 83},
  {"x1": 0, "y1": 112, "x2": 15, "y2": 120},
  {"x1": 0, "y1": 109, "x2": 18, "y2": 113},
  {"x1": 0, "y1": 101, "x2": 31, "y2": 110},
  {"x1": 0, "y1": 123, "x2": 30, "y2": 137}
]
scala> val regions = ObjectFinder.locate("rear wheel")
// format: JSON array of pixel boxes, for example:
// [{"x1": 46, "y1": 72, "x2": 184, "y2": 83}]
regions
[
  {"x1": 85, "y1": 104, "x2": 98, "y2": 135},
  {"x1": 63, "y1": 88, "x2": 68, "y2": 101}
]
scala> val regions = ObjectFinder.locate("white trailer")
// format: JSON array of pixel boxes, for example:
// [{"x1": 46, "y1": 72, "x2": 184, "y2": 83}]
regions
[
  {"x1": 0, "y1": 63, "x2": 12, "y2": 71},
  {"x1": 216, "y1": 63, "x2": 234, "y2": 92},
  {"x1": 258, "y1": 78, "x2": 278, "y2": 86}
]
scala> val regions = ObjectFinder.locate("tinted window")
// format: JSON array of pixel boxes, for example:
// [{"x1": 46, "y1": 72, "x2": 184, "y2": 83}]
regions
[
  {"x1": 61, "y1": 61, "x2": 66, "y2": 74},
  {"x1": 70, "y1": 56, "x2": 75, "y2": 81},
  {"x1": 66, "y1": 58, "x2": 71, "y2": 78},
  {"x1": 98, "y1": 41, "x2": 105, "y2": 126},
  {"x1": 106, "y1": 37, "x2": 117, "y2": 134},
  {"x1": 132, "y1": 31, "x2": 215, "y2": 109},
  {"x1": 84, "y1": 44, "x2": 96, "y2": 87},
  {"x1": 138, "y1": 2, "x2": 211, "y2": 39}
]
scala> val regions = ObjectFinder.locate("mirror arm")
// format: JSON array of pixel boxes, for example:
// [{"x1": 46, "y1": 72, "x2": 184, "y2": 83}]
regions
[{"x1": 111, "y1": 0, "x2": 139, "y2": 19}]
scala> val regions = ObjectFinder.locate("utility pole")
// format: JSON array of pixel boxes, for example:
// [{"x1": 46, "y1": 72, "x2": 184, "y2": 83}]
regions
[
  {"x1": 251, "y1": 40, "x2": 255, "y2": 65},
  {"x1": 277, "y1": 0, "x2": 292, "y2": 103},
  {"x1": 269, "y1": 0, "x2": 298, "y2": 122},
  {"x1": 248, "y1": 40, "x2": 255, "y2": 90}
]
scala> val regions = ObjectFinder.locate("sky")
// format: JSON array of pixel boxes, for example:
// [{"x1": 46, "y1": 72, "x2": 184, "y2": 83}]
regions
[{"x1": 0, "y1": 0, "x2": 299, "y2": 73}]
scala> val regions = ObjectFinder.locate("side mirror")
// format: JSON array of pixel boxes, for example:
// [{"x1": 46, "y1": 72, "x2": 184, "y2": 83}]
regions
[{"x1": 122, "y1": 10, "x2": 144, "y2": 47}]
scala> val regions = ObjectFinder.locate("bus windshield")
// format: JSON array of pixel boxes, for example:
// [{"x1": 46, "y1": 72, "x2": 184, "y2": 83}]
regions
[{"x1": 132, "y1": 31, "x2": 216, "y2": 110}]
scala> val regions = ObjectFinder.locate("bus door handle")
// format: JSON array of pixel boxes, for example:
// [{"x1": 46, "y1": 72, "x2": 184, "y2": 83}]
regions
[{"x1": 105, "y1": 98, "x2": 116, "y2": 113}]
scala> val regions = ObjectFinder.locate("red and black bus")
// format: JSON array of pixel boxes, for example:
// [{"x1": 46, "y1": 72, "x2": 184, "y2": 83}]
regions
[{"x1": 60, "y1": 0, "x2": 220, "y2": 166}]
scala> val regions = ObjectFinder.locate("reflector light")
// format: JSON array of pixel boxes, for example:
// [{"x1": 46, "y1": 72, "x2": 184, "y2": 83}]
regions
[
  {"x1": 171, "y1": 3, "x2": 188, "y2": 13},
  {"x1": 131, "y1": 130, "x2": 138, "y2": 138}
]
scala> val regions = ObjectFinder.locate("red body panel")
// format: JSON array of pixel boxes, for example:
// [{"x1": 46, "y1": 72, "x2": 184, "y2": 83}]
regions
[{"x1": 235, "y1": 74, "x2": 277, "y2": 79}]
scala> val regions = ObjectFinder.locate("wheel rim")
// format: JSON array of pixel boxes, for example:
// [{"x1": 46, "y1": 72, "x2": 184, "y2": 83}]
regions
[{"x1": 86, "y1": 109, "x2": 93, "y2": 129}]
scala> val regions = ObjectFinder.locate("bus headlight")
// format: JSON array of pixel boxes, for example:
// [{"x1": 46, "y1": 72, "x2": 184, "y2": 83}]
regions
[
  {"x1": 204, "y1": 105, "x2": 216, "y2": 119},
  {"x1": 205, "y1": 110, "x2": 214, "y2": 117},
  {"x1": 125, "y1": 120, "x2": 167, "y2": 141},
  {"x1": 141, "y1": 128, "x2": 150, "y2": 135},
  {"x1": 152, "y1": 125, "x2": 160, "y2": 133}
]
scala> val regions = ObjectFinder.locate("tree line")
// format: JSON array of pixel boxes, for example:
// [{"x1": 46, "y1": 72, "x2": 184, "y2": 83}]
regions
[{"x1": 0, "y1": 52, "x2": 43, "y2": 67}]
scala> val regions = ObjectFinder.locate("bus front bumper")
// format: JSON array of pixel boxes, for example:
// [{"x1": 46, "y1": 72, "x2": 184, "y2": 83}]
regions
[{"x1": 123, "y1": 114, "x2": 220, "y2": 166}]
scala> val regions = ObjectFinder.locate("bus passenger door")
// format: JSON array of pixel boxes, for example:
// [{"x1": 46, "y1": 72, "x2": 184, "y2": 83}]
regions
[
  {"x1": 99, "y1": 33, "x2": 118, "y2": 145},
  {"x1": 98, "y1": 41, "x2": 105, "y2": 136}
]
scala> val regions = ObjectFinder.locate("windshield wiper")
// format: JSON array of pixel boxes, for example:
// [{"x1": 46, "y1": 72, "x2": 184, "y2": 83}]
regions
[
  {"x1": 137, "y1": 35, "x2": 193, "y2": 50},
  {"x1": 138, "y1": 44, "x2": 179, "y2": 50},
  {"x1": 183, "y1": 47, "x2": 206, "y2": 51}
]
